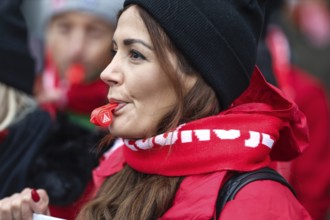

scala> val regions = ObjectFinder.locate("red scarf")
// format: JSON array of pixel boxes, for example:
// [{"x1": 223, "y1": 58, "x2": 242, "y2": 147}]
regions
[
  {"x1": 66, "y1": 79, "x2": 108, "y2": 114},
  {"x1": 123, "y1": 68, "x2": 309, "y2": 176},
  {"x1": 41, "y1": 52, "x2": 108, "y2": 115}
]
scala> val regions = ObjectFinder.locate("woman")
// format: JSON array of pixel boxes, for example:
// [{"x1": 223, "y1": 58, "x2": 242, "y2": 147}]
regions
[{"x1": 0, "y1": 0, "x2": 312, "y2": 219}]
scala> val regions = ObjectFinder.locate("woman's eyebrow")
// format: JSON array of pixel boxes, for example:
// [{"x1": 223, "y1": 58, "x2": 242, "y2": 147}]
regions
[{"x1": 123, "y1": 38, "x2": 154, "y2": 50}]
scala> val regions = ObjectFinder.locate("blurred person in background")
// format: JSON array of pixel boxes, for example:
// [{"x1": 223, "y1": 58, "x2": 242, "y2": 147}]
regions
[
  {"x1": 0, "y1": 0, "x2": 52, "y2": 205},
  {"x1": 31, "y1": 0, "x2": 122, "y2": 127},
  {"x1": 273, "y1": 0, "x2": 330, "y2": 95},
  {"x1": 257, "y1": 1, "x2": 330, "y2": 219}
]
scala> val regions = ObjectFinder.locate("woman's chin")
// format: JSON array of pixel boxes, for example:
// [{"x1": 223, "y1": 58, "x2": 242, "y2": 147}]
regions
[{"x1": 109, "y1": 126, "x2": 139, "y2": 139}]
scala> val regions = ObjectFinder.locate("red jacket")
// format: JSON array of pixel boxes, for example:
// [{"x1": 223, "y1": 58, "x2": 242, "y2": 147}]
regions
[
  {"x1": 267, "y1": 26, "x2": 330, "y2": 220},
  {"x1": 89, "y1": 143, "x2": 312, "y2": 220},
  {"x1": 50, "y1": 148, "x2": 312, "y2": 220},
  {"x1": 283, "y1": 66, "x2": 330, "y2": 220}
]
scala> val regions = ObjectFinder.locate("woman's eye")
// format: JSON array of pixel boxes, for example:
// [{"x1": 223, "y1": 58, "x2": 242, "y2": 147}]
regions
[
  {"x1": 57, "y1": 23, "x2": 71, "y2": 35},
  {"x1": 130, "y1": 50, "x2": 146, "y2": 60}
]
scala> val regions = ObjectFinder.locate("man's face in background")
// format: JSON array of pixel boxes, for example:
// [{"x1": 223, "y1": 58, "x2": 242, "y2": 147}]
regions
[{"x1": 46, "y1": 11, "x2": 115, "y2": 83}]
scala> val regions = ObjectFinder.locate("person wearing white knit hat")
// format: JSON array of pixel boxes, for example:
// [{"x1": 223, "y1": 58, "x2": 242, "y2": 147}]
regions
[
  {"x1": 41, "y1": 0, "x2": 121, "y2": 28},
  {"x1": 31, "y1": 0, "x2": 124, "y2": 116}
]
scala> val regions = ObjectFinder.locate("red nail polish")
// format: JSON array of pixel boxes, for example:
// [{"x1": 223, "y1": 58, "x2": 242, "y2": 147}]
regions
[{"x1": 31, "y1": 189, "x2": 40, "y2": 202}]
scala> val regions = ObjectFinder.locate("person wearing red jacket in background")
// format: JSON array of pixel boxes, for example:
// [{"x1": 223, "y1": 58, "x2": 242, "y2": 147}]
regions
[
  {"x1": 257, "y1": 1, "x2": 330, "y2": 219},
  {"x1": 277, "y1": 0, "x2": 330, "y2": 95}
]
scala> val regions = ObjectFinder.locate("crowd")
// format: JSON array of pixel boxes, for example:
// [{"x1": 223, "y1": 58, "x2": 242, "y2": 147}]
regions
[{"x1": 0, "y1": 0, "x2": 329, "y2": 219}]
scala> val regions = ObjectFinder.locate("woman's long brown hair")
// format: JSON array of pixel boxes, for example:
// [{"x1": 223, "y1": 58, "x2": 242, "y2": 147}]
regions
[{"x1": 77, "y1": 5, "x2": 220, "y2": 220}]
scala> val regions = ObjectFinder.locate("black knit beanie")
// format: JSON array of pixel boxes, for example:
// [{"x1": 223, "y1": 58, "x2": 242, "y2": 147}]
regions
[
  {"x1": 123, "y1": 0, "x2": 265, "y2": 109},
  {"x1": 0, "y1": 0, "x2": 35, "y2": 94}
]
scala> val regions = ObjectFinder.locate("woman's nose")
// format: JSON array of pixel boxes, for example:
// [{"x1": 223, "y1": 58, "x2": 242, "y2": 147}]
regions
[
  {"x1": 68, "y1": 29, "x2": 85, "y2": 60},
  {"x1": 100, "y1": 54, "x2": 123, "y2": 87}
]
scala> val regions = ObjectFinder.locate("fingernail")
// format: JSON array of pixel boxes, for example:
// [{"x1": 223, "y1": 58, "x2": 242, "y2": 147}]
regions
[{"x1": 31, "y1": 189, "x2": 40, "y2": 202}]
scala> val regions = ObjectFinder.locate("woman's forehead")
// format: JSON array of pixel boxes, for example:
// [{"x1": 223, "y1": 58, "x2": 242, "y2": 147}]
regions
[{"x1": 114, "y1": 6, "x2": 150, "y2": 43}]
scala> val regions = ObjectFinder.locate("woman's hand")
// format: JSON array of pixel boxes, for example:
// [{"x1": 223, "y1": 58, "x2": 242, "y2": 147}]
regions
[{"x1": 0, "y1": 188, "x2": 50, "y2": 220}]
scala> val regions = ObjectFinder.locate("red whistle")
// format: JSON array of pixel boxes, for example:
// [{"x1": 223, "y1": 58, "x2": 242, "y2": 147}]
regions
[{"x1": 90, "y1": 103, "x2": 118, "y2": 127}]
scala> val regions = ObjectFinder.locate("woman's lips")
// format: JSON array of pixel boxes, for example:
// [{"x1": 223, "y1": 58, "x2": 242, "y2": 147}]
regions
[
  {"x1": 108, "y1": 98, "x2": 128, "y2": 114},
  {"x1": 114, "y1": 102, "x2": 126, "y2": 113}
]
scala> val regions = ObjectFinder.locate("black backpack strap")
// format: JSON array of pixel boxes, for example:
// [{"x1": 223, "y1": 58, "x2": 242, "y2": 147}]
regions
[{"x1": 215, "y1": 167, "x2": 296, "y2": 220}]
